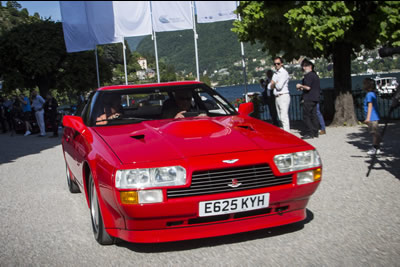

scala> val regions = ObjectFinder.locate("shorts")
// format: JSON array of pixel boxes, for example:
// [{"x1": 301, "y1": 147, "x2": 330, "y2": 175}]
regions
[{"x1": 367, "y1": 120, "x2": 379, "y2": 134}]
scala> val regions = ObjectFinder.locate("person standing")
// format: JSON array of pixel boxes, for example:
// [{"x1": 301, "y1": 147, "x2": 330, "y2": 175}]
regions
[
  {"x1": 316, "y1": 103, "x2": 326, "y2": 135},
  {"x1": 31, "y1": 90, "x2": 46, "y2": 137},
  {"x1": 44, "y1": 92, "x2": 59, "y2": 137},
  {"x1": 18, "y1": 93, "x2": 33, "y2": 136},
  {"x1": 268, "y1": 57, "x2": 291, "y2": 132},
  {"x1": 0, "y1": 97, "x2": 7, "y2": 133},
  {"x1": 296, "y1": 58, "x2": 320, "y2": 139},
  {"x1": 262, "y1": 70, "x2": 279, "y2": 126},
  {"x1": 363, "y1": 78, "x2": 381, "y2": 155}
]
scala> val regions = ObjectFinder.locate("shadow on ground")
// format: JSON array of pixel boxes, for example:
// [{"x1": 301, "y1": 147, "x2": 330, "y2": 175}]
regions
[
  {"x1": 0, "y1": 131, "x2": 62, "y2": 165},
  {"x1": 116, "y1": 209, "x2": 314, "y2": 253},
  {"x1": 347, "y1": 121, "x2": 400, "y2": 180}
]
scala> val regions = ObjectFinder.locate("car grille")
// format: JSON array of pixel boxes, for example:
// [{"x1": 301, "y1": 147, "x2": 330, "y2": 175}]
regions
[{"x1": 167, "y1": 164, "x2": 292, "y2": 198}]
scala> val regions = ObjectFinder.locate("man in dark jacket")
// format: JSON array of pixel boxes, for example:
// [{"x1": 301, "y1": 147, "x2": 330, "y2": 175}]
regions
[
  {"x1": 296, "y1": 58, "x2": 320, "y2": 139},
  {"x1": 44, "y1": 93, "x2": 59, "y2": 137}
]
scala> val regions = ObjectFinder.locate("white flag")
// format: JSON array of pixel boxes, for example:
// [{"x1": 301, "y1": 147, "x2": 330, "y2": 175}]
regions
[
  {"x1": 195, "y1": 1, "x2": 237, "y2": 23},
  {"x1": 151, "y1": 1, "x2": 193, "y2": 32},
  {"x1": 85, "y1": 1, "x2": 123, "y2": 45},
  {"x1": 60, "y1": 1, "x2": 95, "y2": 52},
  {"x1": 113, "y1": 1, "x2": 152, "y2": 37}
]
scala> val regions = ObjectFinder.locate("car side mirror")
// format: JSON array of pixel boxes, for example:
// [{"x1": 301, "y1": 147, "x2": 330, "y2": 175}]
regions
[
  {"x1": 63, "y1": 115, "x2": 85, "y2": 133},
  {"x1": 63, "y1": 115, "x2": 93, "y2": 142},
  {"x1": 238, "y1": 102, "x2": 254, "y2": 116}
]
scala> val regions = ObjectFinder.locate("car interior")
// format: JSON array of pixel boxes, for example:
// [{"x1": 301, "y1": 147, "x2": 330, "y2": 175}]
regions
[{"x1": 89, "y1": 86, "x2": 236, "y2": 126}]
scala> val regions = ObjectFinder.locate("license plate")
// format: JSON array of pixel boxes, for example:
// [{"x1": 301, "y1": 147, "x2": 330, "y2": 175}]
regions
[{"x1": 199, "y1": 193, "x2": 270, "y2": 217}]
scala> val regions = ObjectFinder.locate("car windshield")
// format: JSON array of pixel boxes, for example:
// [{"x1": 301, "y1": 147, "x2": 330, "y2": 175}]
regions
[{"x1": 89, "y1": 84, "x2": 237, "y2": 126}]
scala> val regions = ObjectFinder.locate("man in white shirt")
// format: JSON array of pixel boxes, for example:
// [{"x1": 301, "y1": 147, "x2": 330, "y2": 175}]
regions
[
  {"x1": 31, "y1": 90, "x2": 46, "y2": 137},
  {"x1": 267, "y1": 57, "x2": 290, "y2": 132}
]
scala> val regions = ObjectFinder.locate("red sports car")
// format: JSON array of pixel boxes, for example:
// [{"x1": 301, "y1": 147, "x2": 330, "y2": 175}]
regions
[{"x1": 62, "y1": 81, "x2": 322, "y2": 245}]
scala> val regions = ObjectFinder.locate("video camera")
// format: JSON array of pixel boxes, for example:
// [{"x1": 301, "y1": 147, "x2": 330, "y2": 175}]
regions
[{"x1": 378, "y1": 46, "x2": 400, "y2": 58}]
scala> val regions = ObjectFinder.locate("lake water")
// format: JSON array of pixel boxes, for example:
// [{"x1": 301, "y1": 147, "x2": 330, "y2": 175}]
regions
[{"x1": 215, "y1": 72, "x2": 400, "y2": 102}]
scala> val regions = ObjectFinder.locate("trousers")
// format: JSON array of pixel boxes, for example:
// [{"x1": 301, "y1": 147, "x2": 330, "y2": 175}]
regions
[
  {"x1": 303, "y1": 100, "x2": 319, "y2": 136},
  {"x1": 275, "y1": 93, "x2": 291, "y2": 132},
  {"x1": 35, "y1": 109, "x2": 46, "y2": 136}
]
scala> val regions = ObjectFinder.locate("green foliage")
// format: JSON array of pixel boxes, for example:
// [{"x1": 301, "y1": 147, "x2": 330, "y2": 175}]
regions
[
  {"x1": 378, "y1": 1, "x2": 400, "y2": 46},
  {"x1": 0, "y1": 19, "x2": 112, "y2": 97},
  {"x1": 233, "y1": 1, "x2": 400, "y2": 60},
  {"x1": 0, "y1": 20, "x2": 65, "y2": 94},
  {"x1": 6, "y1": 1, "x2": 21, "y2": 9},
  {"x1": 285, "y1": 1, "x2": 354, "y2": 53},
  {"x1": 0, "y1": 1, "x2": 39, "y2": 36},
  {"x1": 232, "y1": 1, "x2": 317, "y2": 61}
]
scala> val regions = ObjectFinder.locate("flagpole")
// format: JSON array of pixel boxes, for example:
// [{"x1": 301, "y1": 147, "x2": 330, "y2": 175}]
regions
[
  {"x1": 122, "y1": 40, "x2": 128, "y2": 85},
  {"x1": 237, "y1": 1, "x2": 248, "y2": 102},
  {"x1": 95, "y1": 46, "x2": 100, "y2": 88},
  {"x1": 191, "y1": 1, "x2": 200, "y2": 81},
  {"x1": 153, "y1": 32, "x2": 160, "y2": 83},
  {"x1": 240, "y1": 41, "x2": 248, "y2": 102},
  {"x1": 150, "y1": 1, "x2": 160, "y2": 83}
]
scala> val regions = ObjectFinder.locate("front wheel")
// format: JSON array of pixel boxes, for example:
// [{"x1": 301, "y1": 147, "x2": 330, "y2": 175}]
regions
[{"x1": 89, "y1": 173, "x2": 116, "y2": 245}]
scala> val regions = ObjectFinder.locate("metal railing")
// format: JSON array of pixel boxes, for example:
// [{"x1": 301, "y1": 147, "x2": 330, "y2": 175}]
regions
[{"x1": 258, "y1": 90, "x2": 400, "y2": 122}]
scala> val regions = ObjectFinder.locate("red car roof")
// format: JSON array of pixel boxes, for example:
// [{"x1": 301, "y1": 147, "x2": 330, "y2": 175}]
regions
[{"x1": 97, "y1": 81, "x2": 203, "y2": 91}]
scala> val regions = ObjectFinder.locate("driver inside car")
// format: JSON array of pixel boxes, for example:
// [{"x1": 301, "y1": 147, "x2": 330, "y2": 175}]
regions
[
  {"x1": 96, "y1": 95, "x2": 123, "y2": 125},
  {"x1": 162, "y1": 90, "x2": 207, "y2": 119}
]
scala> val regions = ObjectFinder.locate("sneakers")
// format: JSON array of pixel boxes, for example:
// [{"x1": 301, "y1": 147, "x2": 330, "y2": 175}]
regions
[
  {"x1": 24, "y1": 130, "x2": 32, "y2": 136},
  {"x1": 319, "y1": 130, "x2": 326, "y2": 135},
  {"x1": 367, "y1": 148, "x2": 382, "y2": 156}
]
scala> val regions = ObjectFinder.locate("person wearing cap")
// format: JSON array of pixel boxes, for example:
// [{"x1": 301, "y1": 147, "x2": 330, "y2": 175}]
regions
[{"x1": 296, "y1": 58, "x2": 320, "y2": 139}]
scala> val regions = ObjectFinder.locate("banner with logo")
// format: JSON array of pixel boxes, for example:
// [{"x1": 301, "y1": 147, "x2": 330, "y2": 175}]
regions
[
  {"x1": 151, "y1": 1, "x2": 193, "y2": 32},
  {"x1": 59, "y1": 1, "x2": 95, "y2": 52},
  {"x1": 113, "y1": 1, "x2": 152, "y2": 37},
  {"x1": 195, "y1": 1, "x2": 237, "y2": 23}
]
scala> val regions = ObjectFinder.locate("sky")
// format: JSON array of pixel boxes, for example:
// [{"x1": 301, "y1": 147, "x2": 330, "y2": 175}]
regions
[{"x1": 19, "y1": 1, "x2": 61, "y2": 22}]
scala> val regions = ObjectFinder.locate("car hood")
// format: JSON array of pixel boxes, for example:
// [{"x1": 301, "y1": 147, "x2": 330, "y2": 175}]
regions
[{"x1": 93, "y1": 116, "x2": 307, "y2": 164}]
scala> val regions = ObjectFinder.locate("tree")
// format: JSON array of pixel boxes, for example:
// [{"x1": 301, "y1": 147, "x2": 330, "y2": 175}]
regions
[
  {"x1": 0, "y1": 20, "x2": 112, "y2": 96},
  {"x1": 233, "y1": 1, "x2": 400, "y2": 126},
  {"x1": 0, "y1": 1, "x2": 38, "y2": 35},
  {"x1": 6, "y1": 1, "x2": 21, "y2": 9},
  {"x1": 0, "y1": 20, "x2": 65, "y2": 96}
]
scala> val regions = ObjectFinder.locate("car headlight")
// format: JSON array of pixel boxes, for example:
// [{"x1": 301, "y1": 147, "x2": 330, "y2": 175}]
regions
[
  {"x1": 115, "y1": 166, "x2": 186, "y2": 189},
  {"x1": 273, "y1": 150, "x2": 321, "y2": 173}
]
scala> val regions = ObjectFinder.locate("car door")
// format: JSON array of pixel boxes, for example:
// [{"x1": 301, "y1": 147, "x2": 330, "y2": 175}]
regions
[{"x1": 63, "y1": 125, "x2": 79, "y2": 180}]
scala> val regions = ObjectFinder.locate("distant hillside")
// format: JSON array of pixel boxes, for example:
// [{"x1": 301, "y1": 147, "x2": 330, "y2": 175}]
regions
[
  {"x1": 130, "y1": 20, "x2": 267, "y2": 75},
  {"x1": 126, "y1": 35, "x2": 146, "y2": 51}
]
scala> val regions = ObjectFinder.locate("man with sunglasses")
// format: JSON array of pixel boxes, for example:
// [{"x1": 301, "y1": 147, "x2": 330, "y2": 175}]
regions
[{"x1": 267, "y1": 57, "x2": 290, "y2": 132}]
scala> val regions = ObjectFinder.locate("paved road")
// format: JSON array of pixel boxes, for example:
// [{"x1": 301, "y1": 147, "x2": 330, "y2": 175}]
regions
[{"x1": 0, "y1": 123, "x2": 399, "y2": 266}]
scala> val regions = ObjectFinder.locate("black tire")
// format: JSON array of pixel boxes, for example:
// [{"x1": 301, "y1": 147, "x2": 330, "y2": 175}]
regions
[
  {"x1": 66, "y1": 163, "x2": 80, "y2": 193},
  {"x1": 89, "y1": 173, "x2": 116, "y2": 245}
]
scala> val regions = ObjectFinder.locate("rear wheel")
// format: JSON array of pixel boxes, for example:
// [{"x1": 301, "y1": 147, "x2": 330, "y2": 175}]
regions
[
  {"x1": 89, "y1": 173, "x2": 116, "y2": 245},
  {"x1": 66, "y1": 163, "x2": 80, "y2": 193}
]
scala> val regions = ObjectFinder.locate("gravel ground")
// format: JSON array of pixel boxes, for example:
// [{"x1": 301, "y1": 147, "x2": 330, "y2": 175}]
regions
[{"x1": 0, "y1": 122, "x2": 399, "y2": 266}]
